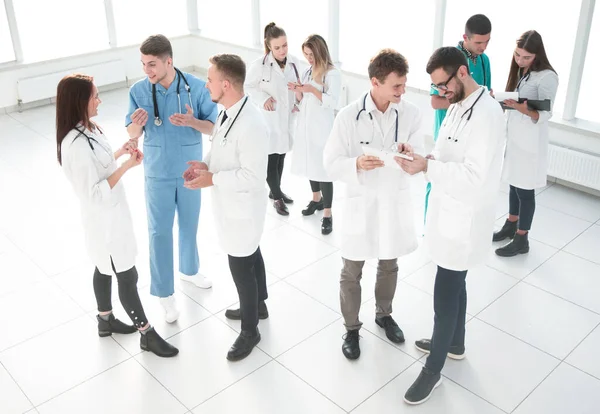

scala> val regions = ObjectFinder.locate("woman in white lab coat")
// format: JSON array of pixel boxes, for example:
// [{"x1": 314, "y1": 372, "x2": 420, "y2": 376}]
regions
[
  {"x1": 289, "y1": 34, "x2": 341, "y2": 235},
  {"x1": 493, "y1": 30, "x2": 558, "y2": 257},
  {"x1": 56, "y1": 74, "x2": 177, "y2": 357},
  {"x1": 245, "y1": 22, "x2": 302, "y2": 216}
]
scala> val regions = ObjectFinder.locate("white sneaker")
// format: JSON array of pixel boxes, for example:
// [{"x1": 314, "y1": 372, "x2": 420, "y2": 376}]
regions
[
  {"x1": 159, "y1": 295, "x2": 180, "y2": 323},
  {"x1": 179, "y1": 272, "x2": 213, "y2": 289}
]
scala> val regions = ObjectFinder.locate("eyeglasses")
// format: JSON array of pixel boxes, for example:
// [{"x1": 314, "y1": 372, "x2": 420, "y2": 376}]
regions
[{"x1": 431, "y1": 68, "x2": 458, "y2": 92}]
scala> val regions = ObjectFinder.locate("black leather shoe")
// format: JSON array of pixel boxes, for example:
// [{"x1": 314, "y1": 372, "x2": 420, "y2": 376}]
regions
[
  {"x1": 321, "y1": 217, "x2": 333, "y2": 235},
  {"x1": 404, "y1": 367, "x2": 442, "y2": 405},
  {"x1": 342, "y1": 329, "x2": 361, "y2": 360},
  {"x1": 140, "y1": 327, "x2": 179, "y2": 357},
  {"x1": 375, "y1": 316, "x2": 405, "y2": 343},
  {"x1": 493, "y1": 219, "x2": 518, "y2": 242},
  {"x1": 495, "y1": 232, "x2": 530, "y2": 257},
  {"x1": 97, "y1": 314, "x2": 137, "y2": 337},
  {"x1": 225, "y1": 301, "x2": 269, "y2": 320},
  {"x1": 273, "y1": 199, "x2": 289, "y2": 216},
  {"x1": 269, "y1": 191, "x2": 294, "y2": 204},
  {"x1": 227, "y1": 329, "x2": 261, "y2": 361},
  {"x1": 302, "y1": 200, "x2": 324, "y2": 216},
  {"x1": 414, "y1": 338, "x2": 465, "y2": 360}
]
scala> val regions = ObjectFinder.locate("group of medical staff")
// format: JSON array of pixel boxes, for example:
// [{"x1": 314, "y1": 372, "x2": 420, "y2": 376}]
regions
[{"x1": 58, "y1": 12, "x2": 558, "y2": 406}]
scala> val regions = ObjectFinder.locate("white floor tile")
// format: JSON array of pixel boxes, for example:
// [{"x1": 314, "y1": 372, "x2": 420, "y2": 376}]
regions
[
  {"x1": 0, "y1": 316, "x2": 130, "y2": 406},
  {"x1": 0, "y1": 363, "x2": 32, "y2": 414},
  {"x1": 529, "y1": 205, "x2": 592, "y2": 249},
  {"x1": 192, "y1": 361, "x2": 345, "y2": 414},
  {"x1": 564, "y1": 224, "x2": 600, "y2": 265},
  {"x1": 135, "y1": 317, "x2": 271, "y2": 408},
  {"x1": 486, "y1": 238, "x2": 558, "y2": 280},
  {"x1": 525, "y1": 251, "x2": 600, "y2": 313},
  {"x1": 0, "y1": 281, "x2": 83, "y2": 352},
  {"x1": 0, "y1": 247, "x2": 48, "y2": 298},
  {"x1": 440, "y1": 318, "x2": 559, "y2": 413},
  {"x1": 478, "y1": 283, "x2": 600, "y2": 359},
  {"x1": 566, "y1": 325, "x2": 600, "y2": 379},
  {"x1": 353, "y1": 362, "x2": 505, "y2": 414},
  {"x1": 277, "y1": 322, "x2": 415, "y2": 412},
  {"x1": 536, "y1": 184, "x2": 600, "y2": 223},
  {"x1": 217, "y1": 281, "x2": 340, "y2": 357},
  {"x1": 36, "y1": 359, "x2": 187, "y2": 414},
  {"x1": 513, "y1": 363, "x2": 600, "y2": 414}
]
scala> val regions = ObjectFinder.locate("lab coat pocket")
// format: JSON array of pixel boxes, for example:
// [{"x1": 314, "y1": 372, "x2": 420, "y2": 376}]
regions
[
  {"x1": 437, "y1": 194, "x2": 473, "y2": 241},
  {"x1": 342, "y1": 195, "x2": 366, "y2": 236}
]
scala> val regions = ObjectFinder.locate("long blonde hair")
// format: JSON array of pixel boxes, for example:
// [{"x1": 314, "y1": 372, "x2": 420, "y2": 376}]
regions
[{"x1": 302, "y1": 34, "x2": 334, "y2": 84}]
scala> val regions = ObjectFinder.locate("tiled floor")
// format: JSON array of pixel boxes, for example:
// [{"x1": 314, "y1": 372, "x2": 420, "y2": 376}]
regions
[{"x1": 1, "y1": 86, "x2": 600, "y2": 413}]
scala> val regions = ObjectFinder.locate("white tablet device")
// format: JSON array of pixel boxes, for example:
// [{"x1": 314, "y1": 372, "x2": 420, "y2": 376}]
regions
[{"x1": 361, "y1": 145, "x2": 413, "y2": 170}]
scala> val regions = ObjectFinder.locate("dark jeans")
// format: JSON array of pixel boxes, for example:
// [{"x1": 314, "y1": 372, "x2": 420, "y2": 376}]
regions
[
  {"x1": 309, "y1": 180, "x2": 334, "y2": 209},
  {"x1": 93, "y1": 259, "x2": 148, "y2": 329},
  {"x1": 509, "y1": 185, "x2": 536, "y2": 231},
  {"x1": 228, "y1": 247, "x2": 268, "y2": 332},
  {"x1": 425, "y1": 266, "x2": 468, "y2": 374},
  {"x1": 267, "y1": 153, "x2": 286, "y2": 199}
]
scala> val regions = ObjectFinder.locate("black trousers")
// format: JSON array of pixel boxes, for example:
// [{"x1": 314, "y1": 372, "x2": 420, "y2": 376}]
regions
[
  {"x1": 309, "y1": 180, "x2": 334, "y2": 209},
  {"x1": 425, "y1": 266, "x2": 468, "y2": 374},
  {"x1": 509, "y1": 185, "x2": 536, "y2": 231},
  {"x1": 228, "y1": 247, "x2": 268, "y2": 332},
  {"x1": 93, "y1": 259, "x2": 149, "y2": 329},
  {"x1": 267, "y1": 153, "x2": 286, "y2": 199}
]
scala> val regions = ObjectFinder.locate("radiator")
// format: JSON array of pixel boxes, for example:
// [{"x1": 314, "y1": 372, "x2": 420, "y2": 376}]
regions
[
  {"x1": 16, "y1": 60, "x2": 127, "y2": 106},
  {"x1": 547, "y1": 144, "x2": 600, "y2": 191}
]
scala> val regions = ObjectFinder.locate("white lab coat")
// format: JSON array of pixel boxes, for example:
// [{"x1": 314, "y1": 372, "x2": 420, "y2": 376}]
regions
[
  {"x1": 502, "y1": 69, "x2": 559, "y2": 190},
  {"x1": 205, "y1": 96, "x2": 269, "y2": 257},
  {"x1": 291, "y1": 67, "x2": 341, "y2": 182},
  {"x1": 245, "y1": 52, "x2": 303, "y2": 154},
  {"x1": 324, "y1": 92, "x2": 423, "y2": 261},
  {"x1": 425, "y1": 87, "x2": 506, "y2": 271},
  {"x1": 61, "y1": 126, "x2": 137, "y2": 275}
]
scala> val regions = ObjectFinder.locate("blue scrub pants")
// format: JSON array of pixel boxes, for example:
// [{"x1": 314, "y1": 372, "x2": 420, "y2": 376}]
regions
[{"x1": 145, "y1": 177, "x2": 200, "y2": 297}]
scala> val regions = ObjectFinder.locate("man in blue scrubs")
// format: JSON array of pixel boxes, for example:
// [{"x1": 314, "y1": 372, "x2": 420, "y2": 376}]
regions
[
  {"x1": 125, "y1": 35, "x2": 218, "y2": 323},
  {"x1": 424, "y1": 14, "x2": 493, "y2": 222}
]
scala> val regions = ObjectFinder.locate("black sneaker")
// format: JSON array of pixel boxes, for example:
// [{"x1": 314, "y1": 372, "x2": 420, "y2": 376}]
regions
[
  {"x1": 404, "y1": 367, "x2": 442, "y2": 405},
  {"x1": 342, "y1": 329, "x2": 360, "y2": 360},
  {"x1": 414, "y1": 338, "x2": 465, "y2": 360}
]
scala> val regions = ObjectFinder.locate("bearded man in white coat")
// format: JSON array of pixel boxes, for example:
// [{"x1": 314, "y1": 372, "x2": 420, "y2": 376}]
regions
[
  {"x1": 398, "y1": 47, "x2": 505, "y2": 405},
  {"x1": 184, "y1": 54, "x2": 269, "y2": 362},
  {"x1": 324, "y1": 49, "x2": 423, "y2": 360}
]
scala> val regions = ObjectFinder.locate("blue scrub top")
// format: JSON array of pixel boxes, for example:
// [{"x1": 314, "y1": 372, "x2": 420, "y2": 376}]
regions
[
  {"x1": 431, "y1": 51, "x2": 492, "y2": 140},
  {"x1": 125, "y1": 71, "x2": 218, "y2": 178}
]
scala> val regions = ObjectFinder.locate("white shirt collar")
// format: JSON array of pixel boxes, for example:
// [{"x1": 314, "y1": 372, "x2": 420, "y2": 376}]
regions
[
  {"x1": 364, "y1": 91, "x2": 400, "y2": 115},
  {"x1": 456, "y1": 86, "x2": 486, "y2": 109}
]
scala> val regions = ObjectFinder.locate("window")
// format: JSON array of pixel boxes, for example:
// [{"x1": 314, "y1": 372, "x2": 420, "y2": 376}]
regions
[
  {"x1": 12, "y1": 0, "x2": 109, "y2": 62},
  {"x1": 339, "y1": 0, "x2": 435, "y2": 90},
  {"x1": 198, "y1": 0, "x2": 254, "y2": 47},
  {"x1": 113, "y1": 0, "x2": 188, "y2": 47},
  {"x1": 576, "y1": 7, "x2": 599, "y2": 122},
  {"x1": 444, "y1": 0, "x2": 580, "y2": 115},
  {"x1": 260, "y1": 0, "x2": 329, "y2": 60},
  {"x1": 0, "y1": 2, "x2": 15, "y2": 62}
]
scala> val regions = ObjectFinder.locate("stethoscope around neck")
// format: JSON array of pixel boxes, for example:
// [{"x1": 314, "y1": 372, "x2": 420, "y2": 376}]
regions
[
  {"x1": 152, "y1": 67, "x2": 191, "y2": 127},
  {"x1": 443, "y1": 87, "x2": 486, "y2": 143},
  {"x1": 356, "y1": 93, "x2": 399, "y2": 150},
  {"x1": 72, "y1": 126, "x2": 112, "y2": 169},
  {"x1": 211, "y1": 96, "x2": 249, "y2": 146}
]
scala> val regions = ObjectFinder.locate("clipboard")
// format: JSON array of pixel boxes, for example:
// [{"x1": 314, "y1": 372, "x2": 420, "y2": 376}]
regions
[
  {"x1": 501, "y1": 99, "x2": 551, "y2": 111},
  {"x1": 361, "y1": 146, "x2": 413, "y2": 170}
]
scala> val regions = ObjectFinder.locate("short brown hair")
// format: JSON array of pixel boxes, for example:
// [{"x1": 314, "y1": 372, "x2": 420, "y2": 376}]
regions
[
  {"x1": 140, "y1": 34, "x2": 173, "y2": 59},
  {"x1": 209, "y1": 54, "x2": 246, "y2": 89},
  {"x1": 368, "y1": 49, "x2": 409, "y2": 83}
]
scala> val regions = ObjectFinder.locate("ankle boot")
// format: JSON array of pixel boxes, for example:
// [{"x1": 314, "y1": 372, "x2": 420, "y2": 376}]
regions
[
  {"x1": 495, "y1": 232, "x2": 530, "y2": 257},
  {"x1": 493, "y1": 219, "x2": 518, "y2": 242},
  {"x1": 321, "y1": 216, "x2": 333, "y2": 235},
  {"x1": 97, "y1": 314, "x2": 137, "y2": 337},
  {"x1": 140, "y1": 327, "x2": 179, "y2": 357}
]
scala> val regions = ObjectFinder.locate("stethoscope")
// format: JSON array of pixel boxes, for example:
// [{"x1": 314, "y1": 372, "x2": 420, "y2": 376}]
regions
[
  {"x1": 211, "y1": 97, "x2": 249, "y2": 146},
  {"x1": 72, "y1": 127, "x2": 112, "y2": 169},
  {"x1": 303, "y1": 67, "x2": 326, "y2": 93},
  {"x1": 261, "y1": 54, "x2": 300, "y2": 83},
  {"x1": 443, "y1": 87, "x2": 486, "y2": 143},
  {"x1": 516, "y1": 70, "x2": 531, "y2": 91},
  {"x1": 356, "y1": 93, "x2": 399, "y2": 151},
  {"x1": 152, "y1": 68, "x2": 192, "y2": 127}
]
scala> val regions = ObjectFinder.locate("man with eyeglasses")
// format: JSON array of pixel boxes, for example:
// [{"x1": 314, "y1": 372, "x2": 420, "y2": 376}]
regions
[
  {"x1": 397, "y1": 47, "x2": 505, "y2": 405},
  {"x1": 424, "y1": 14, "x2": 493, "y2": 223}
]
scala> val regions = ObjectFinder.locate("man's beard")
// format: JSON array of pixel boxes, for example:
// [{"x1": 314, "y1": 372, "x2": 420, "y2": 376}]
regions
[{"x1": 448, "y1": 78, "x2": 465, "y2": 104}]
